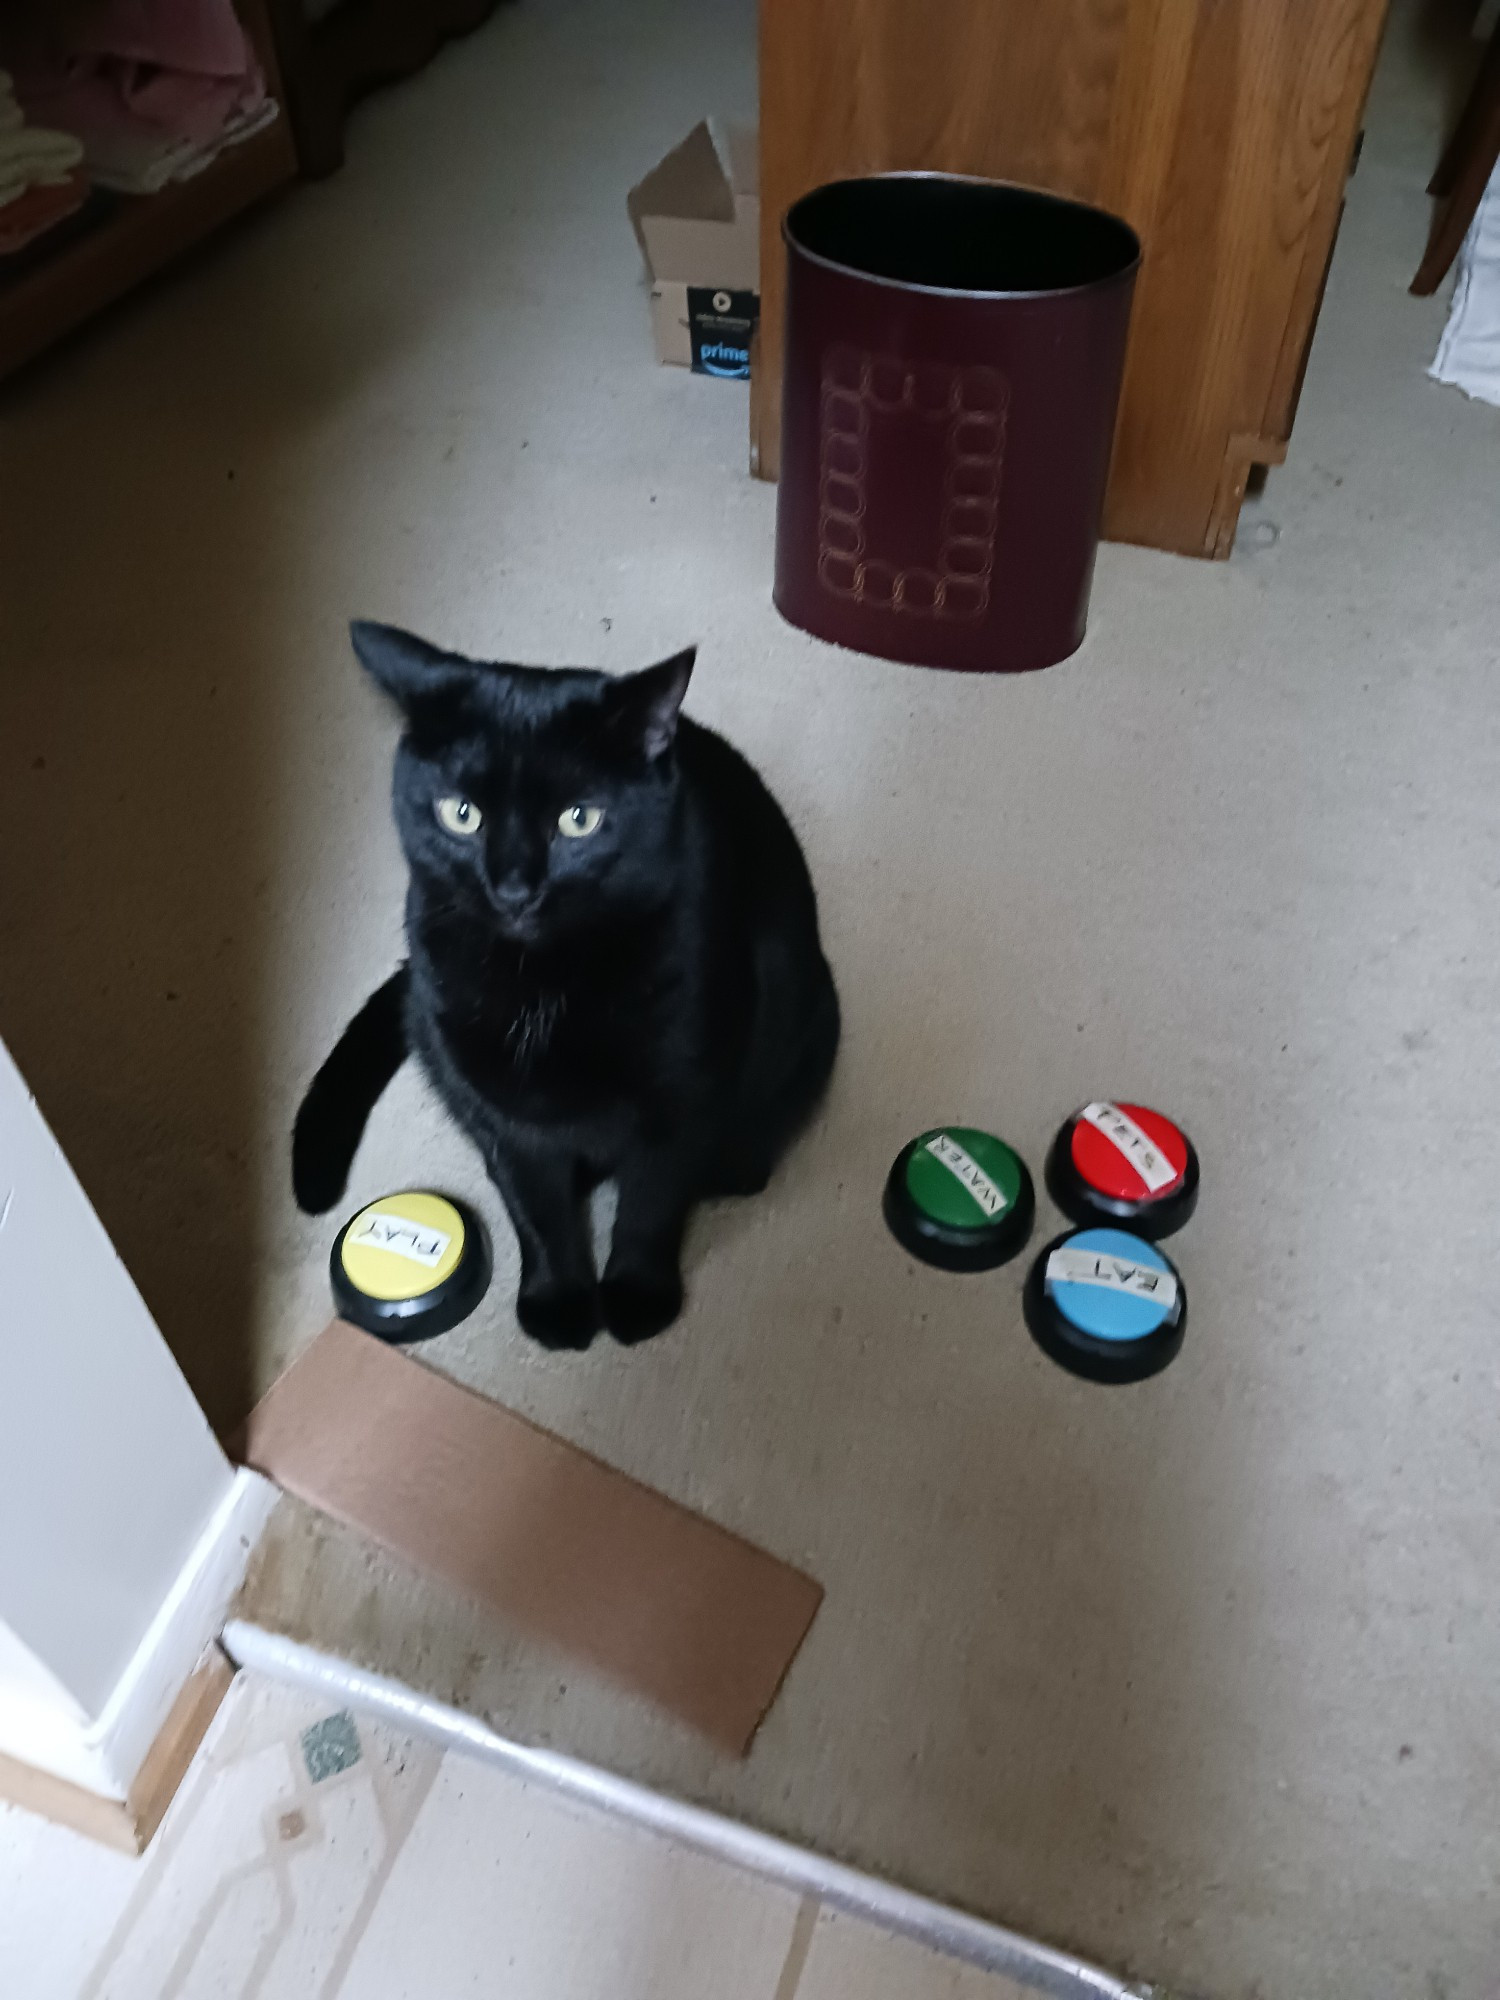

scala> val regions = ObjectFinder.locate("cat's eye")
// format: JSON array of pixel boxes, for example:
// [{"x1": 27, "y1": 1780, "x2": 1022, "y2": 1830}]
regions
[
  {"x1": 558, "y1": 804, "x2": 604, "y2": 839},
  {"x1": 435, "y1": 796, "x2": 483, "y2": 837}
]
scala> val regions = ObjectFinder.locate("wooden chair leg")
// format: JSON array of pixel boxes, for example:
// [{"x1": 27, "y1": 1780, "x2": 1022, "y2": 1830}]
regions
[
  {"x1": 1413, "y1": 23, "x2": 1500, "y2": 293},
  {"x1": 1430, "y1": 120, "x2": 1468, "y2": 198},
  {"x1": 1429, "y1": 53, "x2": 1491, "y2": 196}
]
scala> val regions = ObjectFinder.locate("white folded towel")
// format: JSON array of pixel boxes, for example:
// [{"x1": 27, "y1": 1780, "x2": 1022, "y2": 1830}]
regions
[{"x1": 0, "y1": 125, "x2": 86, "y2": 179}]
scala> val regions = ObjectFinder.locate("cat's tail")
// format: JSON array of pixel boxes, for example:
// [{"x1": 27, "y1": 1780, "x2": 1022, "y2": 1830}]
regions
[{"x1": 292, "y1": 966, "x2": 410, "y2": 1214}]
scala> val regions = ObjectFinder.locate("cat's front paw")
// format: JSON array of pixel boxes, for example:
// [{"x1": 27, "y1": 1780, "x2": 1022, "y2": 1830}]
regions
[
  {"x1": 600, "y1": 1266, "x2": 684, "y2": 1345},
  {"x1": 516, "y1": 1283, "x2": 602, "y2": 1351}
]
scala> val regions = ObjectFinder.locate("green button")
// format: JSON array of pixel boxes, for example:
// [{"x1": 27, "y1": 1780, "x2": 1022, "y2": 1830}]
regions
[
  {"x1": 904, "y1": 1128, "x2": 1025, "y2": 1229},
  {"x1": 884, "y1": 1125, "x2": 1035, "y2": 1273}
]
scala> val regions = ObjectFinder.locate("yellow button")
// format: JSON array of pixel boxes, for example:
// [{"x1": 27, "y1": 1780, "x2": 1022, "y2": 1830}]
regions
[{"x1": 339, "y1": 1192, "x2": 466, "y2": 1302}]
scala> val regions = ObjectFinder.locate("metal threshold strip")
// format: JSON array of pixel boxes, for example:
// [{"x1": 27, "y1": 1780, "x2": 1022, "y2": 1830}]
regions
[{"x1": 223, "y1": 1619, "x2": 1152, "y2": 2000}]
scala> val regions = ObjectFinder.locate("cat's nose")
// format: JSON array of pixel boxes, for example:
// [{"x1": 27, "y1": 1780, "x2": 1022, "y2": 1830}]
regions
[{"x1": 490, "y1": 879, "x2": 534, "y2": 913}]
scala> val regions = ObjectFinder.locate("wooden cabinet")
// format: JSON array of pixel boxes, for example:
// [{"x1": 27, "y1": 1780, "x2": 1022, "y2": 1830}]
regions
[{"x1": 756, "y1": 0, "x2": 1390, "y2": 558}]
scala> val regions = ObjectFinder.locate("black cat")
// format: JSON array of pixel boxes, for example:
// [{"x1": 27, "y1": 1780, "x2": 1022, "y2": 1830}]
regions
[{"x1": 293, "y1": 622, "x2": 839, "y2": 1349}]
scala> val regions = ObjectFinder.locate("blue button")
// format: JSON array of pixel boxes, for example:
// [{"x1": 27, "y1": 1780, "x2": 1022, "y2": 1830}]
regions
[{"x1": 1045, "y1": 1228, "x2": 1177, "y2": 1342}]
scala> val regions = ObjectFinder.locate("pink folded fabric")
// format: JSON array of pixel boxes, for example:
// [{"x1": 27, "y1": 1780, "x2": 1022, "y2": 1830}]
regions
[
  {"x1": 68, "y1": 0, "x2": 253, "y2": 80},
  {"x1": 121, "y1": 64, "x2": 261, "y2": 150},
  {"x1": 3, "y1": 0, "x2": 269, "y2": 192}
]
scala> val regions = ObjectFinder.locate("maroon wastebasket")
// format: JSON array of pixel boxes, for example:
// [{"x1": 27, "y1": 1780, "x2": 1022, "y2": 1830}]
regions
[{"x1": 774, "y1": 174, "x2": 1140, "y2": 674}]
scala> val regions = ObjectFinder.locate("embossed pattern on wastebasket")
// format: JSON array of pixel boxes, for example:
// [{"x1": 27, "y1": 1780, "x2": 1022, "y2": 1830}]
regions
[{"x1": 816, "y1": 345, "x2": 1008, "y2": 622}]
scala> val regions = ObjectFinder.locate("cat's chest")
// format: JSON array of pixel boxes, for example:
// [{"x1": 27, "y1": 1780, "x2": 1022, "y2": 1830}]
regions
[{"x1": 438, "y1": 958, "x2": 670, "y2": 1107}]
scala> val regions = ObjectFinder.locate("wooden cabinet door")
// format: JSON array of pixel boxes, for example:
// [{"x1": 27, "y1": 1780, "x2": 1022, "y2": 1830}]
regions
[{"x1": 757, "y1": 0, "x2": 1388, "y2": 557}]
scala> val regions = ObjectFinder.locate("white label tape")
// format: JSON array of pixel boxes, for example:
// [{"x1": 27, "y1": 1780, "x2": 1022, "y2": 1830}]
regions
[
  {"x1": 1079, "y1": 1102, "x2": 1179, "y2": 1194},
  {"x1": 349, "y1": 1211, "x2": 452, "y2": 1268},
  {"x1": 1046, "y1": 1245, "x2": 1178, "y2": 1308},
  {"x1": 925, "y1": 1132, "x2": 1009, "y2": 1218}
]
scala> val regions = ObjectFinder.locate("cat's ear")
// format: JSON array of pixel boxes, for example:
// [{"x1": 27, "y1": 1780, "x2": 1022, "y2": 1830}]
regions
[
  {"x1": 608, "y1": 647, "x2": 696, "y2": 760},
  {"x1": 350, "y1": 621, "x2": 477, "y2": 713}
]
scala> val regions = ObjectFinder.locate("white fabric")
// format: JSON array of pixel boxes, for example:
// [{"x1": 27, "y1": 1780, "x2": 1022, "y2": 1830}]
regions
[
  {"x1": 86, "y1": 93, "x2": 277, "y2": 196},
  {"x1": 1430, "y1": 155, "x2": 1500, "y2": 407},
  {"x1": 0, "y1": 127, "x2": 86, "y2": 177}
]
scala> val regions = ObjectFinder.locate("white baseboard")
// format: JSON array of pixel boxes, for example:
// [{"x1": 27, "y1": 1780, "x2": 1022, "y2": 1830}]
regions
[
  {"x1": 0, "y1": 1470, "x2": 277, "y2": 1799},
  {"x1": 89, "y1": 1470, "x2": 278, "y2": 1794},
  {"x1": 222, "y1": 1620, "x2": 1148, "y2": 2000}
]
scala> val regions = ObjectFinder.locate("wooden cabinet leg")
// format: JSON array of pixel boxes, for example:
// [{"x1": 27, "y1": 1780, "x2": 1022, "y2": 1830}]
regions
[
  {"x1": 262, "y1": 0, "x2": 508, "y2": 182},
  {"x1": 1412, "y1": 22, "x2": 1500, "y2": 295}
]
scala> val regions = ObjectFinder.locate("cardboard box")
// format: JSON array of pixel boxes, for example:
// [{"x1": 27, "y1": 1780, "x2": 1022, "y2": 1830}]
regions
[{"x1": 628, "y1": 120, "x2": 759, "y2": 378}]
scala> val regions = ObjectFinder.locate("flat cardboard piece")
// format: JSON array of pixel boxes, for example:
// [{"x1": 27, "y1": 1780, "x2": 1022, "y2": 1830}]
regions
[
  {"x1": 241, "y1": 1321, "x2": 821, "y2": 1755},
  {"x1": 628, "y1": 119, "x2": 759, "y2": 366}
]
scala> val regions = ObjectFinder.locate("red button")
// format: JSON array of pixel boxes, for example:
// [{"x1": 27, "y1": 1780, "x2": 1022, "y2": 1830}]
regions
[{"x1": 1070, "y1": 1104, "x2": 1188, "y2": 1202}]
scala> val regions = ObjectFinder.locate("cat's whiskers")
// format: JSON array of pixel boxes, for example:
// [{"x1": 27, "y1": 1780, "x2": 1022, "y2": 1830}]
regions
[{"x1": 504, "y1": 988, "x2": 564, "y2": 1069}]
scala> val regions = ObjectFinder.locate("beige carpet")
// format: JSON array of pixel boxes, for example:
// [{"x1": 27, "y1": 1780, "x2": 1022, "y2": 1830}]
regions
[{"x1": 2, "y1": 3, "x2": 1498, "y2": 1996}]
